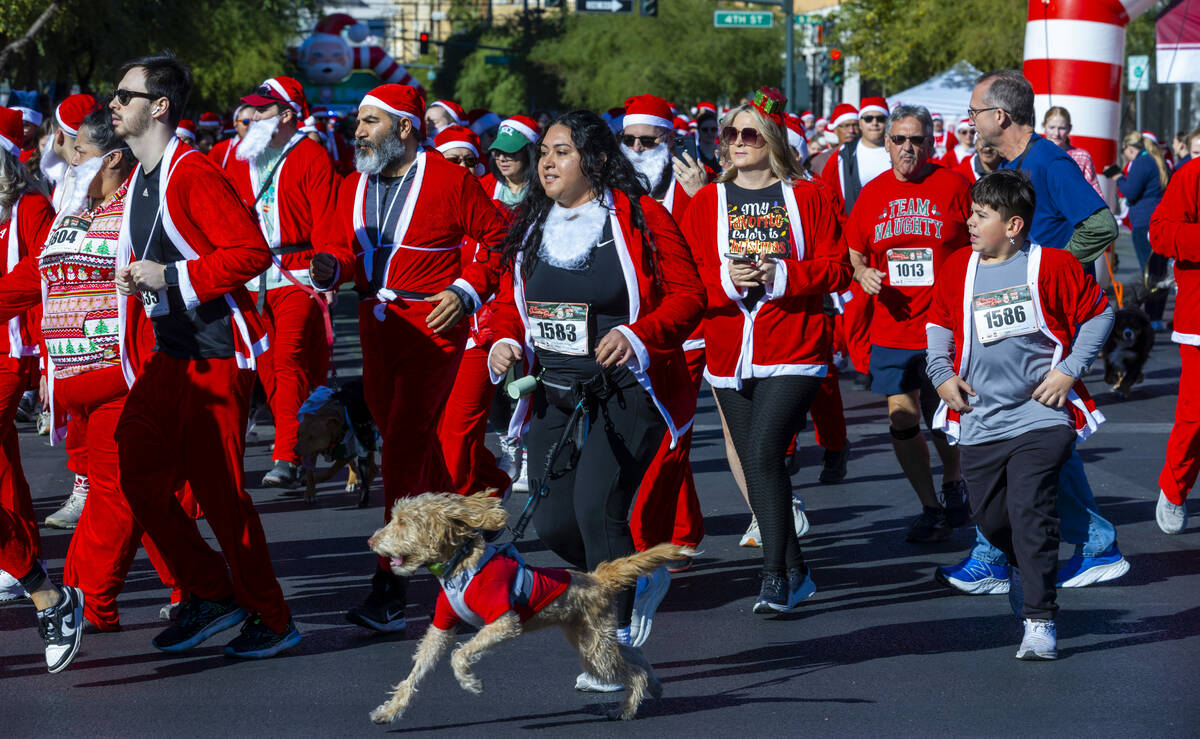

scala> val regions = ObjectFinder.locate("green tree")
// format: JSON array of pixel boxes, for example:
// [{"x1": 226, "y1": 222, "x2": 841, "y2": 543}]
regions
[{"x1": 831, "y1": 0, "x2": 1027, "y2": 94}]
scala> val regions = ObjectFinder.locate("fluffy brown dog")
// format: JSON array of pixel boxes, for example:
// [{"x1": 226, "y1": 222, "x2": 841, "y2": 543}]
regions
[
  {"x1": 294, "y1": 382, "x2": 377, "y2": 506},
  {"x1": 366, "y1": 492, "x2": 690, "y2": 723}
]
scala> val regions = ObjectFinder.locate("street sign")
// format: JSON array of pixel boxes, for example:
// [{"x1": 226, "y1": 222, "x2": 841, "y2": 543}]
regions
[
  {"x1": 713, "y1": 10, "x2": 773, "y2": 28},
  {"x1": 1127, "y1": 55, "x2": 1150, "y2": 92},
  {"x1": 794, "y1": 14, "x2": 824, "y2": 27},
  {"x1": 577, "y1": 0, "x2": 633, "y2": 13}
]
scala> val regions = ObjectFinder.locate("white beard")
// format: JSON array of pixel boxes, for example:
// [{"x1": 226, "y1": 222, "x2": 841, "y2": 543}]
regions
[
  {"x1": 58, "y1": 155, "x2": 107, "y2": 217},
  {"x1": 354, "y1": 134, "x2": 405, "y2": 175},
  {"x1": 236, "y1": 116, "x2": 280, "y2": 161},
  {"x1": 538, "y1": 199, "x2": 609, "y2": 271},
  {"x1": 620, "y1": 142, "x2": 670, "y2": 193},
  {"x1": 40, "y1": 136, "x2": 68, "y2": 188}
]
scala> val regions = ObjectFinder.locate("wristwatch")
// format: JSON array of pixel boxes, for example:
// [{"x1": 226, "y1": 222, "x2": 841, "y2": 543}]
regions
[{"x1": 163, "y1": 264, "x2": 179, "y2": 287}]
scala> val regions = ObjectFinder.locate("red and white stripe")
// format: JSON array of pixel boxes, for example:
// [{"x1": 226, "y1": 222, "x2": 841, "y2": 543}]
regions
[
  {"x1": 352, "y1": 47, "x2": 426, "y2": 99},
  {"x1": 1022, "y1": 0, "x2": 1156, "y2": 202}
]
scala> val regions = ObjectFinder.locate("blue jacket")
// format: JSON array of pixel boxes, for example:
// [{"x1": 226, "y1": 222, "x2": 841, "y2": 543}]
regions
[{"x1": 1117, "y1": 151, "x2": 1166, "y2": 229}]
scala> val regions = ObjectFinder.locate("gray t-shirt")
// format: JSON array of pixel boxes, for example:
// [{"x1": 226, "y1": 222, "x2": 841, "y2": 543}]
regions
[{"x1": 925, "y1": 246, "x2": 1113, "y2": 445}]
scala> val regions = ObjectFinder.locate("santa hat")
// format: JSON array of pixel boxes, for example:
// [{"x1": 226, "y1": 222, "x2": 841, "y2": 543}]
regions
[
  {"x1": 623, "y1": 94, "x2": 673, "y2": 130},
  {"x1": 1142, "y1": 130, "x2": 1158, "y2": 144},
  {"x1": 55, "y1": 94, "x2": 100, "y2": 137},
  {"x1": 467, "y1": 109, "x2": 502, "y2": 135},
  {"x1": 830, "y1": 103, "x2": 859, "y2": 129},
  {"x1": 434, "y1": 125, "x2": 480, "y2": 158},
  {"x1": 931, "y1": 112, "x2": 944, "y2": 121},
  {"x1": 310, "y1": 106, "x2": 330, "y2": 119},
  {"x1": 198, "y1": 112, "x2": 221, "y2": 129},
  {"x1": 815, "y1": 117, "x2": 827, "y2": 129},
  {"x1": 0, "y1": 108, "x2": 24, "y2": 158},
  {"x1": 300, "y1": 116, "x2": 317, "y2": 134},
  {"x1": 673, "y1": 116, "x2": 691, "y2": 136},
  {"x1": 242, "y1": 76, "x2": 309, "y2": 120},
  {"x1": 695, "y1": 101, "x2": 717, "y2": 118},
  {"x1": 312, "y1": 13, "x2": 370, "y2": 44},
  {"x1": 859, "y1": 97, "x2": 888, "y2": 117},
  {"x1": 12, "y1": 106, "x2": 42, "y2": 127},
  {"x1": 955, "y1": 118, "x2": 973, "y2": 133},
  {"x1": 784, "y1": 114, "x2": 804, "y2": 150},
  {"x1": 491, "y1": 114, "x2": 540, "y2": 153},
  {"x1": 799, "y1": 110, "x2": 815, "y2": 123},
  {"x1": 361, "y1": 84, "x2": 425, "y2": 137},
  {"x1": 175, "y1": 119, "x2": 197, "y2": 142},
  {"x1": 221, "y1": 114, "x2": 236, "y2": 136},
  {"x1": 429, "y1": 100, "x2": 465, "y2": 126}
]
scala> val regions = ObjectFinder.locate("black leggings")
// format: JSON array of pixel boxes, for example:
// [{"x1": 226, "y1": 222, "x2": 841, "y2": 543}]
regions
[
  {"x1": 526, "y1": 369, "x2": 665, "y2": 627},
  {"x1": 716, "y1": 375, "x2": 824, "y2": 575}
]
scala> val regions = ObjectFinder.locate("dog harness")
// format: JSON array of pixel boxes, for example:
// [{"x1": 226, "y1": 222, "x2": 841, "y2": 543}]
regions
[{"x1": 432, "y1": 543, "x2": 569, "y2": 630}]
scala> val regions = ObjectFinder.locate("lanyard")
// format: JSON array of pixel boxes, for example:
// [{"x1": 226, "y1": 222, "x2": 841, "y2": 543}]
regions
[
  {"x1": 1010, "y1": 133, "x2": 1038, "y2": 172},
  {"x1": 373, "y1": 165, "x2": 415, "y2": 248}
]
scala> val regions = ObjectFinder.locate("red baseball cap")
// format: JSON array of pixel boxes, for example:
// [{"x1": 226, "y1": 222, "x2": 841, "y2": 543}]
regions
[{"x1": 242, "y1": 76, "x2": 309, "y2": 120}]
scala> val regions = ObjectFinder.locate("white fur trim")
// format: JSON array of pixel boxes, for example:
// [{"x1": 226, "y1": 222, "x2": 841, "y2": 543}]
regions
[
  {"x1": 451, "y1": 277, "x2": 482, "y2": 314},
  {"x1": 499, "y1": 119, "x2": 538, "y2": 143},
  {"x1": 13, "y1": 107, "x2": 41, "y2": 126},
  {"x1": 0, "y1": 134, "x2": 19, "y2": 158},
  {"x1": 614, "y1": 325, "x2": 650, "y2": 372},
  {"x1": 487, "y1": 338, "x2": 524, "y2": 384},
  {"x1": 431, "y1": 101, "x2": 464, "y2": 125},
  {"x1": 859, "y1": 104, "x2": 887, "y2": 117},
  {"x1": 174, "y1": 259, "x2": 201, "y2": 309},
  {"x1": 436, "y1": 140, "x2": 479, "y2": 158},
  {"x1": 622, "y1": 113, "x2": 672, "y2": 130},
  {"x1": 831, "y1": 111, "x2": 859, "y2": 128},
  {"x1": 764, "y1": 257, "x2": 788, "y2": 300},
  {"x1": 263, "y1": 78, "x2": 303, "y2": 116},
  {"x1": 55, "y1": 108, "x2": 81, "y2": 137},
  {"x1": 360, "y1": 95, "x2": 423, "y2": 131}
]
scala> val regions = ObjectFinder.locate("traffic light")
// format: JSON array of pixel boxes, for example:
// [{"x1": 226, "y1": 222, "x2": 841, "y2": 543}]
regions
[
  {"x1": 641, "y1": 0, "x2": 657, "y2": 17},
  {"x1": 829, "y1": 48, "x2": 843, "y2": 85},
  {"x1": 830, "y1": 48, "x2": 842, "y2": 61},
  {"x1": 819, "y1": 54, "x2": 831, "y2": 85},
  {"x1": 419, "y1": 32, "x2": 429, "y2": 55}
]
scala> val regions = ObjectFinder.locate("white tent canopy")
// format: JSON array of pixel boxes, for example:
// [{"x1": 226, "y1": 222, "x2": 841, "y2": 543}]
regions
[{"x1": 886, "y1": 60, "x2": 982, "y2": 124}]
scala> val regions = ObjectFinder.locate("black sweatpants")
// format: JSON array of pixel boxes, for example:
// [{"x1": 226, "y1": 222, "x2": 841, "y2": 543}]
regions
[
  {"x1": 960, "y1": 425, "x2": 1075, "y2": 620},
  {"x1": 526, "y1": 368, "x2": 665, "y2": 627},
  {"x1": 715, "y1": 375, "x2": 824, "y2": 576}
]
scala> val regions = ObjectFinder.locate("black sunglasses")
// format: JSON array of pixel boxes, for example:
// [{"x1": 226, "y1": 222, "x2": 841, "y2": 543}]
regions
[
  {"x1": 721, "y1": 126, "x2": 764, "y2": 148},
  {"x1": 114, "y1": 88, "x2": 157, "y2": 106},
  {"x1": 861, "y1": 115, "x2": 887, "y2": 124},
  {"x1": 622, "y1": 134, "x2": 662, "y2": 148},
  {"x1": 239, "y1": 118, "x2": 252, "y2": 126},
  {"x1": 443, "y1": 154, "x2": 478, "y2": 168},
  {"x1": 889, "y1": 134, "x2": 928, "y2": 146}
]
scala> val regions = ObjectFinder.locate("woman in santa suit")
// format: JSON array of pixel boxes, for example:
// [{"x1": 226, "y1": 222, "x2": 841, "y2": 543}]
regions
[
  {"x1": 487, "y1": 110, "x2": 704, "y2": 671},
  {"x1": 681, "y1": 88, "x2": 852, "y2": 613}
]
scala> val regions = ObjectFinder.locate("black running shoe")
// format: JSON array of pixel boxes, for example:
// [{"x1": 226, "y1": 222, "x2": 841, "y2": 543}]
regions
[
  {"x1": 819, "y1": 443, "x2": 850, "y2": 484},
  {"x1": 152, "y1": 596, "x2": 247, "y2": 653},
  {"x1": 905, "y1": 506, "x2": 952, "y2": 543},
  {"x1": 940, "y1": 480, "x2": 971, "y2": 528},
  {"x1": 752, "y1": 573, "x2": 788, "y2": 614},
  {"x1": 38, "y1": 585, "x2": 84, "y2": 673},
  {"x1": 345, "y1": 569, "x2": 407, "y2": 633},
  {"x1": 224, "y1": 615, "x2": 302, "y2": 659},
  {"x1": 262, "y1": 460, "x2": 301, "y2": 489}
]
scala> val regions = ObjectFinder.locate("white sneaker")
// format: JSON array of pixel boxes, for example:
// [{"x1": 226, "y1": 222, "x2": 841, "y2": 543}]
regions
[
  {"x1": 575, "y1": 671, "x2": 625, "y2": 692},
  {"x1": 0, "y1": 568, "x2": 26, "y2": 601},
  {"x1": 793, "y1": 495, "x2": 810, "y2": 538},
  {"x1": 496, "y1": 435, "x2": 523, "y2": 481},
  {"x1": 739, "y1": 516, "x2": 762, "y2": 548},
  {"x1": 46, "y1": 478, "x2": 89, "y2": 529},
  {"x1": 512, "y1": 449, "x2": 529, "y2": 493},
  {"x1": 38, "y1": 585, "x2": 85, "y2": 673},
  {"x1": 1015, "y1": 618, "x2": 1057, "y2": 660},
  {"x1": 1156, "y1": 490, "x2": 1188, "y2": 534},
  {"x1": 36, "y1": 410, "x2": 51, "y2": 436},
  {"x1": 629, "y1": 566, "x2": 670, "y2": 648}
]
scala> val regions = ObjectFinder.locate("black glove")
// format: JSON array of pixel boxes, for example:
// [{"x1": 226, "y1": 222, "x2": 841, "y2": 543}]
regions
[{"x1": 1101, "y1": 164, "x2": 1120, "y2": 178}]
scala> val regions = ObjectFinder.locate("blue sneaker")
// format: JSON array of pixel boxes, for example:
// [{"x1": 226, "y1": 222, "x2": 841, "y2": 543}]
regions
[
  {"x1": 935, "y1": 556, "x2": 1010, "y2": 595},
  {"x1": 1056, "y1": 545, "x2": 1130, "y2": 588}
]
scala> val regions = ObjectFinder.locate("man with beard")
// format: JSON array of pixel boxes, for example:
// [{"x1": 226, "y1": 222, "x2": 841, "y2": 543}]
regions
[
  {"x1": 110, "y1": 53, "x2": 300, "y2": 658},
  {"x1": 620, "y1": 95, "x2": 698, "y2": 220},
  {"x1": 309, "y1": 83, "x2": 508, "y2": 633},
  {"x1": 209, "y1": 104, "x2": 250, "y2": 170},
  {"x1": 223, "y1": 76, "x2": 339, "y2": 489}
]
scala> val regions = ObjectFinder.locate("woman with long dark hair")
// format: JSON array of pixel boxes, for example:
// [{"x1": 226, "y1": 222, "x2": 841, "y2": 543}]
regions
[
  {"x1": 681, "y1": 88, "x2": 852, "y2": 613},
  {"x1": 488, "y1": 110, "x2": 704, "y2": 685}
]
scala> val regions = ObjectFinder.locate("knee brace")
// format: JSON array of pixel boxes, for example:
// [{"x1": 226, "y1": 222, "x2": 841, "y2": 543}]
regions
[{"x1": 889, "y1": 424, "x2": 921, "y2": 441}]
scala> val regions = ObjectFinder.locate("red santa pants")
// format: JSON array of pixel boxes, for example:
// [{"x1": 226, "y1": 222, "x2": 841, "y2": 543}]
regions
[
  {"x1": 809, "y1": 368, "x2": 847, "y2": 452},
  {"x1": 58, "y1": 366, "x2": 179, "y2": 630},
  {"x1": 0, "y1": 356, "x2": 37, "y2": 579},
  {"x1": 359, "y1": 299, "x2": 465, "y2": 515},
  {"x1": 115, "y1": 353, "x2": 291, "y2": 632},
  {"x1": 259, "y1": 286, "x2": 330, "y2": 464},
  {"x1": 436, "y1": 344, "x2": 510, "y2": 496},
  {"x1": 840, "y1": 282, "x2": 873, "y2": 375},
  {"x1": 629, "y1": 347, "x2": 705, "y2": 550},
  {"x1": 65, "y1": 414, "x2": 88, "y2": 477},
  {"x1": 1160, "y1": 344, "x2": 1200, "y2": 505}
]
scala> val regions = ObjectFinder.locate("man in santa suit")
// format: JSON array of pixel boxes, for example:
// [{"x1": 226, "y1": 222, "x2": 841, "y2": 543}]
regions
[
  {"x1": 930, "y1": 113, "x2": 957, "y2": 159},
  {"x1": 43, "y1": 95, "x2": 101, "y2": 212},
  {"x1": 821, "y1": 98, "x2": 891, "y2": 212},
  {"x1": 111, "y1": 52, "x2": 299, "y2": 658},
  {"x1": 955, "y1": 141, "x2": 1002, "y2": 183},
  {"x1": 620, "y1": 95, "x2": 696, "y2": 219},
  {"x1": 310, "y1": 83, "x2": 508, "y2": 633},
  {"x1": 223, "y1": 76, "x2": 340, "y2": 489},
  {"x1": 209, "y1": 104, "x2": 250, "y2": 170}
]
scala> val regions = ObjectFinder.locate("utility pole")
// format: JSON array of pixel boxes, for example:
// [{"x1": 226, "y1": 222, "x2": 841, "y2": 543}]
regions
[{"x1": 783, "y1": 0, "x2": 794, "y2": 110}]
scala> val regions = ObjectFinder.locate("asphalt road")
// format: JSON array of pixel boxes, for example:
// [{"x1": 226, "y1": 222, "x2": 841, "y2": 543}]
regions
[{"x1": 4, "y1": 235, "x2": 1197, "y2": 737}]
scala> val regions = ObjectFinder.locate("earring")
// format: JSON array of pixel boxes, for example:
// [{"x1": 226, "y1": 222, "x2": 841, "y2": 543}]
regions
[{"x1": 1008, "y1": 236, "x2": 1017, "y2": 246}]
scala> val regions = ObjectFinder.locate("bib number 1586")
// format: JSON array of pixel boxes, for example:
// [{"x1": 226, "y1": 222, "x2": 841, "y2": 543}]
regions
[{"x1": 984, "y1": 305, "x2": 1026, "y2": 329}]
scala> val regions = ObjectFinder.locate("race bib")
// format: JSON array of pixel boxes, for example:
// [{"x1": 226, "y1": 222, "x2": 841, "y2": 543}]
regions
[
  {"x1": 41, "y1": 215, "x2": 91, "y2": 257},
  {"x1": 972, "y1": 285, "x2": 1038, "y2": 343},
  {"x1": 528, "y1": 301, "x2": 588, "y2": 356},
  {"x1": 886, "y1": 248, "x2": 934, "y2": 287},
  {"x1": 140, "y1": 287, "x2": 171, "y2": 318}
]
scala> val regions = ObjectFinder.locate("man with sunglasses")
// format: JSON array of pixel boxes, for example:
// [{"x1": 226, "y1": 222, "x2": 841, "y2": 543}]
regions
[
  {"x1": 820, "y1": 98, "x2": 891, "y2": 216},
  {"x1": 933, "y1": 69, "x2": 1129, "y2": 594},
  {"x1": 223, "y1": 76, "x2": 340, "y2": 490},
  {"x1": 844, "y1": 104, "x2": 972, "y2": 543},
  {"x1": 619, "y1": 95, "x2": 699, "y2": 220},
  {"x1": 109, "y1": 53, "x2": 300, "y2": 659}
]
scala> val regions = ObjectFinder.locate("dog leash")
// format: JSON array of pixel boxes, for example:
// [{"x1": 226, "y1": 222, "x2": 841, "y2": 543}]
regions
[
  {"x1": 510, "y1": 392, "x2": 591, "y2": 541},
  {"x1": 1103, "y1": 244, "x2": 1124, "y2": 309}
]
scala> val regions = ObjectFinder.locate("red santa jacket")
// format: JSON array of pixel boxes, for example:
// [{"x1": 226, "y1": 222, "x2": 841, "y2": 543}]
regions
[
  {"x1": 927, "y1": 243, "x2": 1108, "y2": 444},
  {"x1": 489, "y1": 188, "x2": 706, "y2": 448},
  {"x1": 955, "y1": 153, "x2": 982, "y2": 183},
  {"x1": 0, "y1": 191, "x2": 53, "y2": 358},
  {"x1": 681, "y1": 179, "x2": 852, "y2": 389},
  {"x1": 223, "y1": 134, "x2": 340, "y2": 275},
  {"x1": 116, "y1": 137, "x2": 272, "y2": 383},
  {"x1": 209, "y1": 137, "x2": 238, "y2": 170},
  {"x1": 316, "y1": 150, "x2": 507, "y2": 313},
  {"x1": 1150, "y1": 157, "x2": 1200, "y2": 345}
]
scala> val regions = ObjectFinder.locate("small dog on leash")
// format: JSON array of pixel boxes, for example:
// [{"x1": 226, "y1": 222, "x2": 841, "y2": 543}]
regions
[
  {"x1": 366, "y1": 492, "x2": 689, "y2": 723},
  {"x1": 1102, "y1": 307, "x2": 1155, "y2": 399},
  {"x1": 294, "y1": 381, "x2": 378, "y2": 505}
]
